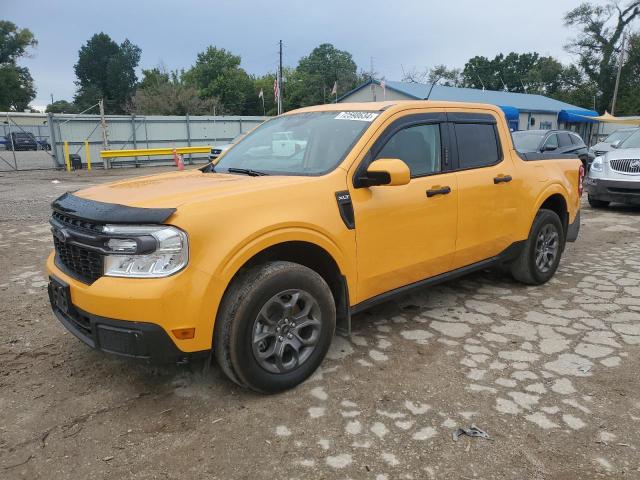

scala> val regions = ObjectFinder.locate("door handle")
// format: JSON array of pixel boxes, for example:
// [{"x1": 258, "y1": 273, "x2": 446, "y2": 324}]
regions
[
  {"x1": 493, "y1": 175, "x2": 512, "y2": 184},
  {"x1": 426, "y1": 186, "x2": 451, "y2": 197}
]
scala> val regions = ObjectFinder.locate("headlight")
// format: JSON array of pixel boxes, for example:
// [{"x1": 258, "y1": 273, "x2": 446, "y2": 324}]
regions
[
  {"x1": 103, "y1": 225, "x2": 188, "y2": 278},
  {"x1": 590, "y1": 156, "x2": 604, "y2": 172}
]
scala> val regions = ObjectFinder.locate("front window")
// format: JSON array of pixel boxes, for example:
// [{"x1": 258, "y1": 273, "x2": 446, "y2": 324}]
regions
[
  {"x1": 618, "y1": 129, "x2": 640, "y2": 149},
  {"x1": 375, "y1": 123, "x2": 442, "y2": 177},
  {"x1": 511, "y1": 131, "x2": 545, "y2": 152},
  {"x1": 214, "y1": 111, "x2": 377, "y2": 175}
]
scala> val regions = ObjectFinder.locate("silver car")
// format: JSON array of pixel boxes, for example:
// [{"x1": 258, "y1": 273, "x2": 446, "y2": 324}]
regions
[
  {"x1": 586, "y1": 129, "x2": 640, "y2": 208},
  {"x1": 588, "y1": 127, "x2": 638, "y2": 161}
]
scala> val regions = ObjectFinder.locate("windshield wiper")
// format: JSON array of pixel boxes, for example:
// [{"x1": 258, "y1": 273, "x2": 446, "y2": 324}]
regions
[{"x1": 227, "y1": 167, "x2": 269, "y2": 176}]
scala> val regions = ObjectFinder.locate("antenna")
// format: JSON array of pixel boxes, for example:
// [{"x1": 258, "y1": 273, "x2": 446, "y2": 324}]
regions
[{"x1": 425, "y1": 77, "x2": 441, "y2": 100}]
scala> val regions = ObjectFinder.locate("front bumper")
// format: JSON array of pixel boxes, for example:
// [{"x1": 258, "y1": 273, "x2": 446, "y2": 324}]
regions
[
  {"x1": 585, "y1": 177, "x2": 640, "y2": 205},
  {"x1": 48, "y1": 275, "x2": 209, "y2": 363},
  {"x1": 46, "y1": 251, "x2": 222, "y2": 358}
]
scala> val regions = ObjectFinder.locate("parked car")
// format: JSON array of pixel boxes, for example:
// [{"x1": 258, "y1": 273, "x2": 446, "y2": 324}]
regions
[
  {"x1": 512, "y1": 129, "x2": 589, "y2": 170},
  {"x1": 37, "y1": 139, "x2": 52, "y2": 151},
  {"x1": 585, "y1": 128, "x2": 640, "y2": 208},
  {"x1": 46, "y1": 101, "x2": 582, "y2": 393},
  {"x1": 5, "y1": 132, "x2": 38, "y2": 151},
  {"x1": 210, "y1": 134, "x2": 245, "y2": 160},
  {"x1": 271, "y1": 131, "x2": 307, "y2": 157},
  {"x1": 588, "y1": 128, "x2": 637, "y2": 161}
]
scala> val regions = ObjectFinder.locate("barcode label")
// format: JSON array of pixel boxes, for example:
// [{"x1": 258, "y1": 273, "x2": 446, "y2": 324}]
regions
[{"x1": 335, "y1": 112, "x2": 379, "y2": 122}]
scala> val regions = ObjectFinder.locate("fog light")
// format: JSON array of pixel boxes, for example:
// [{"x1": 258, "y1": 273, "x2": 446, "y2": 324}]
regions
[{"x1": 172, "y1": 327, "x2": 195, "y2": 340}]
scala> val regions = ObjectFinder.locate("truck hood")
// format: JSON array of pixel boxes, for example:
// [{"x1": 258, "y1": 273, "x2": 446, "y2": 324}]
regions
[{"x1": 75, "y1": 169, "x2": 315, "y2": 209}]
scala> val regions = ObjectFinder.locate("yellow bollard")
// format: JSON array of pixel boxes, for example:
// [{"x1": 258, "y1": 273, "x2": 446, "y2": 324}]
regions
[
  {"x1": 84, "y1": 141, "x2": 91, "y2": 171},
  {"x1": 63, "y1": 141, "x2": 71, "y2": 172}
]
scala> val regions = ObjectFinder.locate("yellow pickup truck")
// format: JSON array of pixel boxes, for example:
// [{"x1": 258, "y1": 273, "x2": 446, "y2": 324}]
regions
[{"x1": 46, "y1": 101, "x2": 582, "y2": 393}]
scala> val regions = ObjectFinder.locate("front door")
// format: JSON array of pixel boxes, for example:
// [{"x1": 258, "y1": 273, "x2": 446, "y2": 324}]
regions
[{"x1": 349, "y1": 113, "x2": 458, "y2": 303}]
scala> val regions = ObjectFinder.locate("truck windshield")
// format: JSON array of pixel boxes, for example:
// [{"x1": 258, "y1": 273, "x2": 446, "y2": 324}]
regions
[
  {"x1": 619, "y1": 129, "x2": 640, "y2": 149},
  {"x1": 214, "y1": 111, "x2": 376, "y2": 175},
  {"x1": 511, "y1": 131, "x2": 545, "y2": 152}
]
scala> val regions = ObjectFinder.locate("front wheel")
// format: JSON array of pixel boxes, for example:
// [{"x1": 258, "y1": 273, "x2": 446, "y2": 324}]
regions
[
  {"x1": 588, "y1": 195, "x2": 610, "y2": 209},
  {"x1": 214, "y1": 261, "x2": 336, "y2": 393},
  {"x1": 510, "y1": 209, "x2": 564, "y2": 285}
]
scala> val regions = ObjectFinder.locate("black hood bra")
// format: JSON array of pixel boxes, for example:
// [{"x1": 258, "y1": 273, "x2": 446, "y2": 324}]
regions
[{"x1": 51, "y1": 192, "x2": 176, "y2": 225}]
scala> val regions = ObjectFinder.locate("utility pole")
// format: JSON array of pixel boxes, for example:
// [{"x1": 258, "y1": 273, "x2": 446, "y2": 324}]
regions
[
  {"x1": 99, "y1": 99, "x2": 110, "y2": 168},
  {"x1": 611, "y1": 31, "x2": 627, "y2": 116},
  {"x1": 50, "y1": 93, "x2": 54, "y2": 105},
  {"x1": 278, "y1": 40, "x2": 283, "y2": 115}
]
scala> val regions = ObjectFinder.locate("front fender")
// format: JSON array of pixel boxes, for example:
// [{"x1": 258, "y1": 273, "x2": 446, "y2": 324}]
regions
[{"x1": 215, "y1": 224, "x2": 351, "y2": 283}]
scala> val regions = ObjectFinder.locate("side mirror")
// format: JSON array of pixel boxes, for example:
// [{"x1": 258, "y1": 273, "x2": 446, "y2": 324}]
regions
[
  {"x1": 359, "y1": 158, "x2": 410, "y2": 187},
  {"x1": 541, "y1": 145, "x2": 556, "y2": 152},
  {"x1": 611, "y1": 140, "x2": 620, "y2": 149}
]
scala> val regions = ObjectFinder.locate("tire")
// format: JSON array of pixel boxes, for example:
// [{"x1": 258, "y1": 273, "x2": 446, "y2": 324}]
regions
[
  {"x1": 214, "y1": 261, "x2": 336, "y2": 393},
  {"x1": 510, "y1": 209, "x2": 565, "y2": 285},
  {"x1": 588, "y1": 195, "x2": 610, "y2": 209}
]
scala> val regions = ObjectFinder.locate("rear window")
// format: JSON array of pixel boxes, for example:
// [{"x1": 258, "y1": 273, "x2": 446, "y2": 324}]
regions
[
  {"x1": 570, "y1": 134, "x2": 584, "y2": 146},
  {"x1": 558, "y1": 133, "x2": 572, "y2": 148},
  {"x1": 454, "y1": 123, "x2": 500, "y2": 169}
]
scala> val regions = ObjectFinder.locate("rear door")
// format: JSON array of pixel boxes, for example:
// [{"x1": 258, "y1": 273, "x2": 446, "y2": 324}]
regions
[{"x1": 448, "y1": 111, "x2": 518, "y2": 269}]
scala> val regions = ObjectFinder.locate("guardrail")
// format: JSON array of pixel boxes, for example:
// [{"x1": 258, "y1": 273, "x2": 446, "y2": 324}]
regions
[{"x1": 99, "y1": 146, "x2": 212, "y2": 158}]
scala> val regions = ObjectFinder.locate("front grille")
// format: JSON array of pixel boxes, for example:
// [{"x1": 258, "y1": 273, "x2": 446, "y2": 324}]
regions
[
  {"x1": 52, "y1": 211, "x2": 103, "y2": 234},
  {"x1": 53, "y1": 235, "x2": 104, "y2": 284},
  {"x1": 610, "y1": 158, "x2": 640, "y2": 174}
]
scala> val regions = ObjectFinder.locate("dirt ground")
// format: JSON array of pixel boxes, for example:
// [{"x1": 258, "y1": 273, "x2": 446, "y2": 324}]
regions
[{"x1": 1, "y1": 167, "x2": 640, "y2": 480}]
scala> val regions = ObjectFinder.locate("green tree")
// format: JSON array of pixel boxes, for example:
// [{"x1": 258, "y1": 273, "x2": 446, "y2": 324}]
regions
[
  {"x1": 428, "y1": 65, "x2": 463, "y2": 87},
  {"x1": 131, "y1": 67, "x2": 220, "y2": 115},
  {"x1": 73, "y1": 33, "x2": 141, "y2": 113},
  {"x1": 0, "y1": 21, "x2": 37, "y2": 111},
  {"x1": 45, "y1": 100, "x2": 78, "y2": 113},
  {"x1": 564, "y1": 1, "x2": 640, "y2": 112},
  {"x1": 616, "y1": 33, "x2": 640, "y2": 115},
  {"x1": 289, "y1": 43, "x2": 360, "y2": 107},
  {"x1": 184, "y1": 46, "x2": 255, "y2": 114}
]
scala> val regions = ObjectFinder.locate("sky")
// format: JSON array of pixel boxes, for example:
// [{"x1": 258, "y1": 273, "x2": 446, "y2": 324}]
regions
[{"x1": 3, "y1": 0, "x2": 589, "y2": 109}]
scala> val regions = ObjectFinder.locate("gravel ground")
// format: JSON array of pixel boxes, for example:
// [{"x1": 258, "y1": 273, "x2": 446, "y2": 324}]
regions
[{"x1": 1, "y1": 167, "x2": 640, "y2": 479}]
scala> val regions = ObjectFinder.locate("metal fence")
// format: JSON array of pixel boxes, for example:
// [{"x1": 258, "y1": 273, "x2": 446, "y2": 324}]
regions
[{"x1": 0, "y1": 112, "x2": 268, "y2": 171}]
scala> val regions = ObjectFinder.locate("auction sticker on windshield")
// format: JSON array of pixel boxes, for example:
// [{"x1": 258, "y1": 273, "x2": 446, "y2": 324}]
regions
[{"x1": 334, "y1": 111, "x2": 379, "y2": 122}]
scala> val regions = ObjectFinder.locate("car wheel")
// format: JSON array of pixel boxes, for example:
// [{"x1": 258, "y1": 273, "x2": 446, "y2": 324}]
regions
[
  {"x1": 510, "y1": 209, "x2": 564, "y2": 285},
  {"x1": 588, "y1": 195, "x2": 610, "y2": 208},
  {"x1": 214, "y1": 261, "x2": 336, "y2": 393}
]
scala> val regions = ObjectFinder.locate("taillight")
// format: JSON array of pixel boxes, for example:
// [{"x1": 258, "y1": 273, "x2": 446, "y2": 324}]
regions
[{"x1": 578, "y1": 164, "x2": 585, "y2": 196}]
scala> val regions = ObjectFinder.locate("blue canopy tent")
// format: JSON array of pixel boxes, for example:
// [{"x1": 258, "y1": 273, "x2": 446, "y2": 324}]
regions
[
  {"x1": 499, "y1": 105, "x2": 520, "y2": 131},
  {"x1": 558, "y1": 109, "x2": 599, "y2": 124}
]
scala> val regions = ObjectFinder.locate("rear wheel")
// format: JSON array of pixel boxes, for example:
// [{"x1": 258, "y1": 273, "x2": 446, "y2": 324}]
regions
[
  {"x1": 214, "y1": 261, "x2": 336, "y2": 393},
  {"x1": 510, "y1": 209, "x2": 564, "y2": 285},
  {"x1": 588, "y1": 195, "x2": 610, "y2": 209}
]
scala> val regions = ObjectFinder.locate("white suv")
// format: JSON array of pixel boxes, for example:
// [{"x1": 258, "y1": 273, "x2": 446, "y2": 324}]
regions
[{"x1": 586, "y1": 129, "x2": 640, "y2": 208}]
